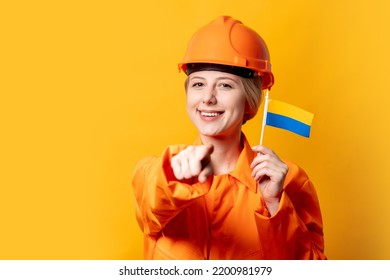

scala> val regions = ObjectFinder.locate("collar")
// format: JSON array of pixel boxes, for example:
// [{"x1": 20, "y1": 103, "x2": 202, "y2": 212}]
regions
[{"x1": 193, "y1": 134, "x2": 258, "y2": 193}]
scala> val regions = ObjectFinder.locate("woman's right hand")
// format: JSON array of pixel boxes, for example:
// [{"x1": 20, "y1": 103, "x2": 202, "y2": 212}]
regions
[{"x1": 171, "y1": 144, "x2": 214, "y2": 183}]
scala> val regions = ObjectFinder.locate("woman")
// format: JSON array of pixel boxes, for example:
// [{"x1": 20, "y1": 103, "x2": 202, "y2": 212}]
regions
[{"x1": 132, "y1": 16, "x2": 326, "y2": 260}]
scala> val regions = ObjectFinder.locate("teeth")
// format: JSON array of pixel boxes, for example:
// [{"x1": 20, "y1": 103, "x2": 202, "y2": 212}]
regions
[{"x1": 201, "y1": 112, "x2": 221, "y2": 117}]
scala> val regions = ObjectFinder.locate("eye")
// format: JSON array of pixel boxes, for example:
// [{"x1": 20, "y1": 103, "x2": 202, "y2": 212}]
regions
[
  {"x1": 219, "y1": 83, "x2": 233, "y2": 89},
  {"x1": 191, "y1": 82, "x2": 204, "y2": 88}
]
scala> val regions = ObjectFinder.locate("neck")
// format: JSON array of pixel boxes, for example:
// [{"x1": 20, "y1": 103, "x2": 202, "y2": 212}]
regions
[{"x1": 200, "y1": 132, "x2": 244, "y2": 175}]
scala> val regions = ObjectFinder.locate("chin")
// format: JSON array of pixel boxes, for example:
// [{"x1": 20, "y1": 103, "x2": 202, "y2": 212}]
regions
[
  {"x1": 198, "y1": 128, "x2": 221, "y2": 137},
  {"x1": 199, "y1": 131, "x2": 218, "y2": 137}
]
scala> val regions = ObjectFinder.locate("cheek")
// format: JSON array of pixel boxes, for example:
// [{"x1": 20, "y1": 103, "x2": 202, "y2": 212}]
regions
[
  {"x1": 186, "y1": 95, "x2": 197, "y2": 117},
  {"x1": 234, "y1": 99, "x2": 247, "y2": 120},
  {"x1": 230, "y1": 96, "x2": 246, "y2": 113},
  {"x1": 186, "y1": 92, "x2": 200, "y2": 108}
]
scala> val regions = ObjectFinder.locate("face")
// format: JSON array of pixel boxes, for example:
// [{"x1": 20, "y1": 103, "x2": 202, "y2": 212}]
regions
[{"x1": 186, "y1": 71, "x2": 246, "y2": 138}]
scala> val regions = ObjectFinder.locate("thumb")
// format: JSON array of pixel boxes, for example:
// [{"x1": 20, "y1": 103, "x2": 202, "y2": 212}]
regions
[
  {"x1": 199, "y1": 144, "x2": 214, "y2": 167},
  {"x1": 198, "y1": 144, "x2": 214, "y2": 183},
  {"x1": 204, "y1": 143, "x2": 214, "y2": 156}
]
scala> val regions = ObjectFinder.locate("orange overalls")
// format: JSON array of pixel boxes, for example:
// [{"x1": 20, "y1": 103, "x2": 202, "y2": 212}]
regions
[{"x1": 132, "y1": 135, "x2": 326, "y2": 259}]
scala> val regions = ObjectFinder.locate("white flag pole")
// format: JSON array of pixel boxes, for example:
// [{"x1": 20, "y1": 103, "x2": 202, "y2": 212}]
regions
[{"x1": 259, "y1": 90, "x2": 270, "y2": 146}]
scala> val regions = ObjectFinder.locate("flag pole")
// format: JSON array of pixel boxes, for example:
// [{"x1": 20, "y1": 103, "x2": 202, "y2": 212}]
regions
[{"x1": 259, "y1": 90, "x2": 270, "y2": 146}]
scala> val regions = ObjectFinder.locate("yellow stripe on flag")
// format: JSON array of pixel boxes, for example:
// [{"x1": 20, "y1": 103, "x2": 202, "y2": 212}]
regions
[{"x1": 267, "y1": 99, "x2": 314, "y2": 126}]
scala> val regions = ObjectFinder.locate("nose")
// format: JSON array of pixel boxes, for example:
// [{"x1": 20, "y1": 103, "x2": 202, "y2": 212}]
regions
[{"x1": 202, "y1": 87, "x2": 217, "y2": 105}]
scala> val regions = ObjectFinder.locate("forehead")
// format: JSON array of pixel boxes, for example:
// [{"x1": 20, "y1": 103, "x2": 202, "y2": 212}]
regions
[{"x1": 188, "y1": 70, "x2": 241, "y2": 81}]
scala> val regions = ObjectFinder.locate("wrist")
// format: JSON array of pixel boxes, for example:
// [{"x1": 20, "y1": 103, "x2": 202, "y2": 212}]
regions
[{"x1": 263, "y1": 191, "x2": 283, "y2": 216}]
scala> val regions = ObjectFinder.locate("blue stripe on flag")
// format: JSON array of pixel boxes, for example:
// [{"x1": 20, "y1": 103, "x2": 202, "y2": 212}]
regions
[{"x1": 266, "y1": 112, "x2": 311, "y2": 137}]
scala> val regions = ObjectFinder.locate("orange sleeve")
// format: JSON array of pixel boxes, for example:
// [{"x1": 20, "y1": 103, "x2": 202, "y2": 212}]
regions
[
  {"x1": 254, "y1": 162, "x2": 327, "y2": 260},
  {"x1": 131, "y1": 145, "x2": 212, "y2": 236}
]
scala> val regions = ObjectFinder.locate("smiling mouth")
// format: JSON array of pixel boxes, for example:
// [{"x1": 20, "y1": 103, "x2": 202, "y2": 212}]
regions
[{"x1": 198, "y1": 110, "x2": 224, "y2": 117}]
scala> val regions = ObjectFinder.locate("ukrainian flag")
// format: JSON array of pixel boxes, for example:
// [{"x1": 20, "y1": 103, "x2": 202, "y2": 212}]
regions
[{"x1": 266, "y1": 99, "x2": 314, "y2": 137}]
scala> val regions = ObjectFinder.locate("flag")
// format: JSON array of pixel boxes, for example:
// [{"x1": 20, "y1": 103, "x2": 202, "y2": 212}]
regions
[{"x1": 265, "y1": 99, "x2": 314, "y2": 138}]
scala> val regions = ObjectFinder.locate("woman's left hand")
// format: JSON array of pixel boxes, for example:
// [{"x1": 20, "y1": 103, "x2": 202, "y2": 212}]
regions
[{"x1": 250, "y1": 145, "x2": 288, "y2": 215}]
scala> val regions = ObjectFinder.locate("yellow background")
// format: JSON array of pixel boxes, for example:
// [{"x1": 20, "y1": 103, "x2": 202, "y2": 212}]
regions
[{"x1": 1, "y1": 0, "x2": 390, "y2": 260}]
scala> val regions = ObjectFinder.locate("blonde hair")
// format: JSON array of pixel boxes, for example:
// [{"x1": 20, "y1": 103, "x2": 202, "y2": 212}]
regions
[
  {"x1": 184, "y1": 75, "x2": 263, "y2": 124},
  {"x1": 239, "y1": 76, "x2": 263, "y2": 124}
]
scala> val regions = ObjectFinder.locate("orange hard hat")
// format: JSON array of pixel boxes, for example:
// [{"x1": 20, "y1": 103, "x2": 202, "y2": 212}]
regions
[{"x1": 178, "y1": 16, "x2": 274, "y2": 90}]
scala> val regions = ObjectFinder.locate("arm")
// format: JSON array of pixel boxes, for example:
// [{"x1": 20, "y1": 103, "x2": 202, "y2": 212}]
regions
[
  {"x1": 131, "y1": 145, "x2": 213, "y2": 236},
  {"x1": 254, "y1": 162, "x2": 326, "y2": 259},
  {"x1": 250, "y1": 146, "x2": 326, "y2": 259}
]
